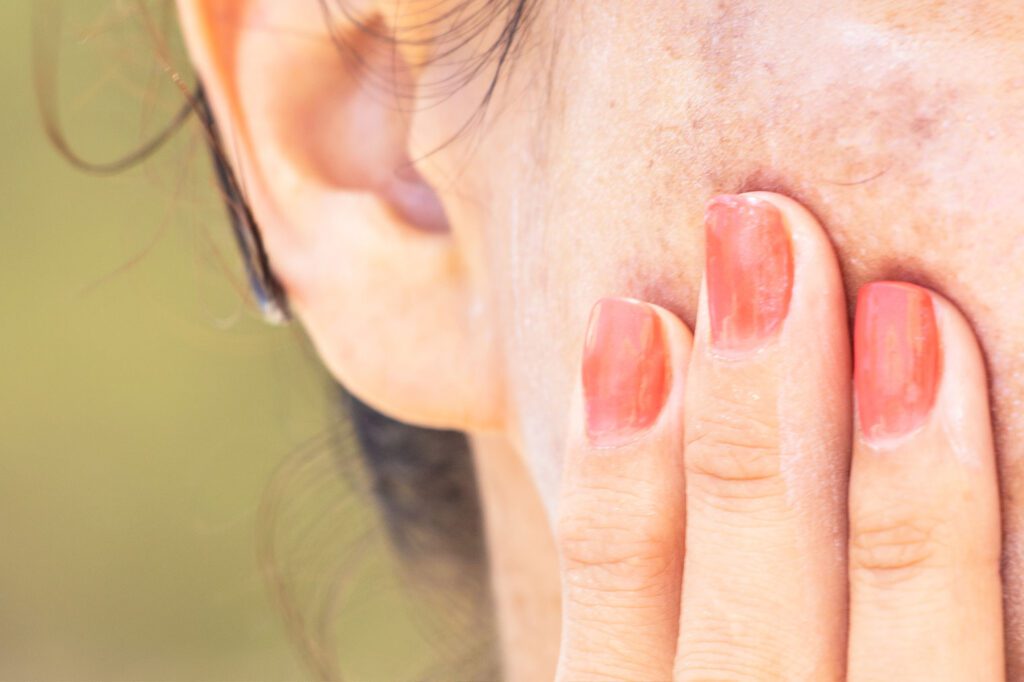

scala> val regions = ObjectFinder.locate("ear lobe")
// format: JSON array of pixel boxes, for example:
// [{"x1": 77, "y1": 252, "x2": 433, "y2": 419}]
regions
[{"x1": 177, "y1": 0, "x2": 505, "y2": 431}]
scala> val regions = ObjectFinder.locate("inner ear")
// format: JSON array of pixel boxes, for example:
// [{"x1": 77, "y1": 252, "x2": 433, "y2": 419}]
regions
[{"x1": 256, "y1": 14, "x2": 448, "y2": 232}]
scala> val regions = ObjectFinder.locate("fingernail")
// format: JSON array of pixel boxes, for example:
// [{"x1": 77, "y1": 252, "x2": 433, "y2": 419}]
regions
[
  {"x1": 706, "y1": 195, "x2": 794, "y2": 353},
  {"x1": 855, "y1": 282, "x2": 941, "y2": 442},
  {"x1": 582, "y1": 298, "x2": 670, "y2": 447}
]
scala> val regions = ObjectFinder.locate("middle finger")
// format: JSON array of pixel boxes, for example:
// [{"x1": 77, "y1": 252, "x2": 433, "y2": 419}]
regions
[{"x1": 675, "y1": 193, "x2": 850, "y2": 681}]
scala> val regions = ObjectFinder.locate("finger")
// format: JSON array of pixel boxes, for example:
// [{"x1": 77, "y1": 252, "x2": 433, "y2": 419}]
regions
[
  {"x1": 555, "y1": 297, "x2": 693, "y2": 682},
  {"x1": 847, "y1": 283, "x2": 1004, "y2": 682},
  {"x1": 676, "y1": 193, "x2": 850, "y2": 681}
]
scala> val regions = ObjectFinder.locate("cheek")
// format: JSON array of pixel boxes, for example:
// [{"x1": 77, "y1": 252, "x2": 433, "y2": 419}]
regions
[
  {"x1": 485, "y1": 176, "x2": 584, "y2": 498},
  {"x1": 479, "y1": 145, "x2": 707, "y2": 502}
]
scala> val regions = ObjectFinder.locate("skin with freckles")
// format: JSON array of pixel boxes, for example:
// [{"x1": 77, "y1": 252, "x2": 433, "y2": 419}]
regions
[
  {"x1": 437, "y1": 5, "x2": 1024, "y2": 670},
  {"x1": 462, "y1": 0, "x2": 1024, "y2": 504},
  {"x1": 177, "y1": 0, "x2": 1024, "y2": 678}
]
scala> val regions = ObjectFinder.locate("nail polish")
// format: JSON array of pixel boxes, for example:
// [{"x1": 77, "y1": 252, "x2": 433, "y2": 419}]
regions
[
  {"x1": 582, "y1": 298, "x2": 670, "y2": 447},
  {"x1": 706, "y1": 195, "x2": 794, "y2": 353},
  {"x1": 855, "y1": 282, "x2": 941, "y2": 442}
]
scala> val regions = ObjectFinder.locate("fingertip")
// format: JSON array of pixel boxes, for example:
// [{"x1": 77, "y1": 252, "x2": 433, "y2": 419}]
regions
[
  {"x1": 752, "y1": 193, "x2": 844, "y2": 285},
  {"x1": 854, "y1": 282, "x2": 941, "y2": 444},
  {"x1": 929, "y1": 289, "x2": 987, "y2": 391},
  {"x1": 853, "y1": 281, "x2": 993, "y2": 461},
  {"x1": 648, "y1": 301, "x2": 695, "y2": 370},
  {"x1": 578, "y1": 297, "x2": 690, "y2": 449},
  {"x1": 700, "y1": 191, "x2": 846, "y2": 357},
  {"x1": 929, "y1": 289, "x2": 995, "y2": 467},
  {"x1": 735, "y1": 191, "x2": 821, "y2": 226}
]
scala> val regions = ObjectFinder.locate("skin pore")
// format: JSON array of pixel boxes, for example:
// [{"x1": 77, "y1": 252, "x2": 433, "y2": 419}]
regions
[{"x1": 178, "y1": 0, "x2": 1024, "y2": 678}]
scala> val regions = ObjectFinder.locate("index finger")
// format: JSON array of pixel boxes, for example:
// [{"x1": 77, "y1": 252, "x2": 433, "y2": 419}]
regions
[{"x1": 555, "y1": 297, "x2": 693, "y2": 682}]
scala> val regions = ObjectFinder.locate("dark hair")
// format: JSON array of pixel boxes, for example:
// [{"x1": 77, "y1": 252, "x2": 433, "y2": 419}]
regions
[
  {"x1": 35, "y1": 0, "x2": 536, "y2": 678},
  {"x1": 257, "y1": 387, "x2": 499, "y2": 680}
]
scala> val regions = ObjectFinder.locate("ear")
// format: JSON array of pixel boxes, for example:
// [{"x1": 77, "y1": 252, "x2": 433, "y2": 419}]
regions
[{"x1": 176, "y1": 0, "x2": 504, "y2": 431}]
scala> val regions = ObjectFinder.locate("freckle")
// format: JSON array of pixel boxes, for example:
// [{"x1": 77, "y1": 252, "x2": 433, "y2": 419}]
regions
[
  {"x1": 911, "y1": 115, "x2": 937, "y2": 140},
  {"x1": 663, "y1": 42, "x2": 682, "y2": 60}
]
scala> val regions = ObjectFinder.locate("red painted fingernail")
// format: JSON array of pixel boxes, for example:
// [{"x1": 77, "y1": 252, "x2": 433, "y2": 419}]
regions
[
  {"x1": 855, "y1": 282, "x2": 941, "y2": 442},
  {"x1": 582, "y1": 298, "x2": 670, "y2": 447},
  {"x1": 706, "y1": 195, "x2": 794, "y2": 353}
]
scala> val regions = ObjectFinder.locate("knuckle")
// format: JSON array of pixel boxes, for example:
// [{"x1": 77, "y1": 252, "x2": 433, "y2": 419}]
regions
[
  {"x1": 559, "y1": 637, "x2": 670, "y2": 682},
  {"x1": 677, "y1": 657, "x2": 779, "y2": 682},
  {"x1": 557, "y1": 486, "x2": 681, "y2": 596},
  {"x1": 850, "y1": 507, "x2": 948, "y2": 585},
  {"x1": 685, "y1": 407, "x2": 785, "y2": 507},
  {"x1": 676, "y1": 622, "x2": 785, "y2": 681},
  {"x1": 560, "y1": 659, "x2": 664, "y2": 682}
]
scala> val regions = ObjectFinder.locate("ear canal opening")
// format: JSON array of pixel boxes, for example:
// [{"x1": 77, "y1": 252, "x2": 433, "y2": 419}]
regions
[{"x1": 381, "y1": 162, "x2": 451, "y2": 233}]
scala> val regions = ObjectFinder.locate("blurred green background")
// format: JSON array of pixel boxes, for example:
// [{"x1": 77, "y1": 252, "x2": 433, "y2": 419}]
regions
[{"x1": 1, "y1": 1, "x2": 432, "y2": 679}]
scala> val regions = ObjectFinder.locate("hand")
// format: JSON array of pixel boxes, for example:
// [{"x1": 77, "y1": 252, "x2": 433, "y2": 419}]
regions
[{"x1": 554, "y1": 193, "x2": 1004, "y2": 681}]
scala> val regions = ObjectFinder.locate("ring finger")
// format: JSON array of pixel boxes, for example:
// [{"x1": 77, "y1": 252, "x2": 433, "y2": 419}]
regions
[{"x1": 847, "y1": 283, "x2": 1004, "y2": 681}]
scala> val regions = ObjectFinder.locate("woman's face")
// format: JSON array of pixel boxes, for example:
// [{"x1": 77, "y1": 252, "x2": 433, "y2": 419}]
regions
[{"x1": 181, "y1": 0, "x2": 1024, "y2": 639}]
